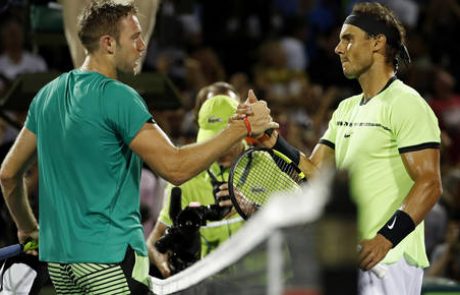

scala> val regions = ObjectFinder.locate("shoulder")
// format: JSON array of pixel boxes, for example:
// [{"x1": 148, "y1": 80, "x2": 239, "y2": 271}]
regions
[
  {"x1": 33, "y1": 72, "x2": 68, "y2": 100},
  {"x1": 102, "y1": 79, "x2": 142, "y2": 101},
  {"x1": 385, "y1": 80, "x2": 427, "y2": 106}
]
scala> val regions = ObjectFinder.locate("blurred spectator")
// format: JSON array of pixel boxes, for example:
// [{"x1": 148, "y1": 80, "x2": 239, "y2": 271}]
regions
[
  {"x1": 189, "y1": 47, "x2": 226, "y2": 87},
  {"x1": 200, "y1": 0, "x2": 276, "y2": 75},
  {"x1": 280, "y1": 16, "x2": 310, "y2": 71},
  {"x1": 426, "y1": 218, "x2": 460, "y2": 282},
  {"x1": 0, "y1": 15, "x2": 47, "y2": 96},
  {"x1": 308, "y1": 25, "x2": 356, "y2": 90},
  {"x1": 253, "y1": 39, "x2": 309, "y2": 107},
  {"x1": 428, "y1": 68, "x2": 460, "y2": 166},
  {"x1": 422, "y1": 0, "x2": 460, "y2": 89},
  {"x1": 404, "y1": 30, "x2": 433, "y2": 96},
  {"x1": 425, "y1": 202, "x2": 449, "y2": 259},
  {"x1": 441, "y1": 168, "x2": 460, "y2": 217},
  {"x1": 59, "y1": 0, "x2": 160, "y2": 69},
  {"x1": 381, "y1": 0, "x2": 420, "y2": 28},
  {"x1": 229, "y1": 72, "x2": 254, "y2": 100}
]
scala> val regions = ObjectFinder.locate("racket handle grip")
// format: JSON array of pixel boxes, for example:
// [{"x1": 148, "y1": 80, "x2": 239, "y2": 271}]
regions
[{"x1": 0, "y1": 244, "x2": 23, "y2": 261}]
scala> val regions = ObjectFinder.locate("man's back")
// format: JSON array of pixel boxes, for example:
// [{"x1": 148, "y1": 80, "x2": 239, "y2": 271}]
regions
[{"x1": 25, "y1": 69, "x2": 152, "y2": 263}]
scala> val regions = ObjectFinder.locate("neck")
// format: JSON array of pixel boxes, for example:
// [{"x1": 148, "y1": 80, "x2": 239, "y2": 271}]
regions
[
  {"x1": 80, "y1": 54, "x2": 117, "y2": 79},
  {"x1": 358, "y1": 63, "x2": 395, "y2": 100}
]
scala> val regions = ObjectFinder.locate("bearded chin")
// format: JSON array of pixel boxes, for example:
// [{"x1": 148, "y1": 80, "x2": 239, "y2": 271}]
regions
[
  {"x1": 133, "y1": 63, "x2": 142, "y2": 75},
  {"x1": 344, "y1": 71, "x2": 356, "y2": 79}
]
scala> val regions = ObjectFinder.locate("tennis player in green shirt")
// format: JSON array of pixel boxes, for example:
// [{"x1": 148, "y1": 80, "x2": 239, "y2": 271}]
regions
[
  {"x1": 255, "y1": 2, "x2": 442, "y2": 294},
  {"x1": 0, "y1": 1, "x2": 277, "y2": 294}
]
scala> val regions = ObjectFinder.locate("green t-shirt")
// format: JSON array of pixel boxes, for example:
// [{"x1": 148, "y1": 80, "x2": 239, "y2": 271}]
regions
[
  {"x1": 320, "y1": 79, "x2": 440, "y2": 267},
  {"x1": 25, "y1": 70, "x2": 153, "y2": 263},
  {"x1": 158, "y1": 163, "x2": 244, "y2": 258}
]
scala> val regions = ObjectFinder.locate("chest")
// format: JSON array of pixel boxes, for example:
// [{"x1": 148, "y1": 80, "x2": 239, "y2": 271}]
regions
[{"x1": 334, "y1": 102, "x2": 397, "y2": 167}]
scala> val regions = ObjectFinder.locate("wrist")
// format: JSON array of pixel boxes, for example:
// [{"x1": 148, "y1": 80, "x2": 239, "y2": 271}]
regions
[
  {"x1": 228, "y1": 119, "x2": 249, "y2": 140},
  {"x1": 273, "y1": 135, "x2": 300, "y2": 165},
  {"x1": 19, "y1": 224, "x2": 39, "y2": 235},
  {"x1": 378, "y1": 210, "x2": 415, "y2": 248},
  {"x1": 243, "y1": 116, "x2": 252, "y2": 136}
]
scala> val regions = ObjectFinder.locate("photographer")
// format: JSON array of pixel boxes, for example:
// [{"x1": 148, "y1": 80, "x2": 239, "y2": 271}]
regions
[{"x1": 146, "y1": 82, "x2": 246, "y2": 278}]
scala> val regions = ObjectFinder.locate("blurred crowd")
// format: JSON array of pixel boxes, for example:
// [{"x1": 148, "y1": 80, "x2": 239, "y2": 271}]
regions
[{"x1": 0, "y1": 0, "x2": 459, "y2": 286}]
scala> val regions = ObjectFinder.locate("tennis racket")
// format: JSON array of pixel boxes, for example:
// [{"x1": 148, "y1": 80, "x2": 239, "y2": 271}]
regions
[
  {"x1": 228, "y1": 147, "x2": 306, "y2": 220},
  {"x1": 0, "y1": 240, "x2": 38, "y2": 261}
]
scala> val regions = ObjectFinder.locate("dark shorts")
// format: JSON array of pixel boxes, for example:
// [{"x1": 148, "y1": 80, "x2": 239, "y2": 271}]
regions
[{"x1": 48, "y1": 247, "x2": 151, "y2": 295}]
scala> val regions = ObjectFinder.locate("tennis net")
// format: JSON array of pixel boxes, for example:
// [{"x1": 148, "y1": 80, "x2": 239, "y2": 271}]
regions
[{"x1": 150, "y1": 169, "x2": 358, "y2": 295}]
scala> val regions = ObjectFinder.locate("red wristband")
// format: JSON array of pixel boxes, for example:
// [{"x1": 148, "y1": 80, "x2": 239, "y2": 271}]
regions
[{"x1": 243, "y1": 116, "x2": 252, "y2": 136}]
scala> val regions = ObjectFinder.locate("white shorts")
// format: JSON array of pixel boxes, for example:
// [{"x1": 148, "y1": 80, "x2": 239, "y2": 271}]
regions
[{"x1": 358, "y1": 257, "x2": 423, "y2": 295}]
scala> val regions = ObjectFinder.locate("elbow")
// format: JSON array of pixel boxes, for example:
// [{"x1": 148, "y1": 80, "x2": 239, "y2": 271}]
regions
[
  {"x1": 0, "y1": 166, "x2": 20, "y2": 187},
  {"x1": 158, "y1": 163, "x2": 189, "y2": 186},
  {"x1": 167, "y1": 172, "x2": 188, "y2": 186},
  {"x1": 428, "y1": 177, "x2": 443, "y2": 203},
  {"x1": 434, "y1": 181, "x2": 443, "y2": 201}
]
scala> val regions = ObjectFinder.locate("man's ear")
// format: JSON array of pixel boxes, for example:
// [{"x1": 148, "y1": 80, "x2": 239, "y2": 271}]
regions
[
  {"x1": 373, "y1": 34, "x2": 386, "y2": 53},
  {"x1": 100, "y1": 35, "x2": 116, "y2": 54}
]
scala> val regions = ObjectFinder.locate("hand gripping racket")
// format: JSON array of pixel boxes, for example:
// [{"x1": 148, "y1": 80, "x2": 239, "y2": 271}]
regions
[
  {"x1": 228, "y1": 147, "x2": 306, "y2": 220},
  {"x1": 0, "y1": 240, "x2": 38, "y2": 261}
]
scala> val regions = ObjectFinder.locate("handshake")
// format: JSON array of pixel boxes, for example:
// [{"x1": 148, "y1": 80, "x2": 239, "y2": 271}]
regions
[{"x1": 229, "y1": 90, "x2": 279, "y2": 138}]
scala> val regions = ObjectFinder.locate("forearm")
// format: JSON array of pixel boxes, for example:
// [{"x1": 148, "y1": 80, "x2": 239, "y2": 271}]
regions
[
  {"x1": 258, "y1": 130, "x2": 319, "y2": 178},
  {"x1": 377, "y1": 176, "x2": 442, "y2": 248},
  {"x1": 401, "y1": 176, "x2": 442, "y2": 225},
  {"x1": 132, "y1": 122, "x2": 245, "y2": 185},
  {"x1": 175, "y1": 123, "x2": 247, "y2": 183},
  {"x1": 1, "y1": 177, "x2": 38, "y2": 232},
  {"x1": 299, "y1": 153, "x2": 318, "y2": 178}
]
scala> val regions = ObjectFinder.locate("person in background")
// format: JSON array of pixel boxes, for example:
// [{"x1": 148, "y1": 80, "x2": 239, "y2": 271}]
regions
[
  {"x1": 147, "y1": 82, "x2": 246, "y2": 278},
  {"x1": 0, "y1": 15, "x2": 47, "y2": 96},
  {"x1": 58, "y1": 0, "x2": 160, "y2": 69}
]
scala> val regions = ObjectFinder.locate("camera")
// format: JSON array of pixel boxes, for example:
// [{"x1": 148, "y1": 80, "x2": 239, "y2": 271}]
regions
[{"x1": 154, "y1": 187, "x2": 228, "y2": 274}]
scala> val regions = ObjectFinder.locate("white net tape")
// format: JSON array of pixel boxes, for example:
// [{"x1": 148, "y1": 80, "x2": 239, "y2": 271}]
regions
[{"x1": 149, "y1": 168, "x2": 334, "y2": 295}]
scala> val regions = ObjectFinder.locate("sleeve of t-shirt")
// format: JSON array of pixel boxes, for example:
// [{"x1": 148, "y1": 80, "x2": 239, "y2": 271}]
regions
[
  {"x1": 389, "y1": 94, "x2": 441, "y2": 153},
  {"x1": 103, "y1": 81, "x2": 155, "y2": 145},
  {"x1": 319, "y1": 108, "x2": 338, "y2": 149},
  {"x1": 24, "y1": 89, "x2": 43, "y2": 135}
]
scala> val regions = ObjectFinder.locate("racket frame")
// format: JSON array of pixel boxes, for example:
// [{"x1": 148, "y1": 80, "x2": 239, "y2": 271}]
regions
[{"x1": 228, "y1": 147, "x2": 306, "y2": 220}]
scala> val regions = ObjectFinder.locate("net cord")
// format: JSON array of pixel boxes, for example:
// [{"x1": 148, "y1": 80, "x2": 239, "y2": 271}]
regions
[{"x1": 150, "y1": 168, "x2": 334, "y2": 295}]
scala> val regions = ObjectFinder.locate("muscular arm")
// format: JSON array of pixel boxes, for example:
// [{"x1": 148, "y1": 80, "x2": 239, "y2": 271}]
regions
[
  {"x1": 400, "y1": 148, "x2": 442, "y2": 224},
  {"x1": 131, "y1": 99, "x2": 276, "y2": 185},
  {"x1": 359, "y1": 148, "x2": 442, "y2": 270},
  {"x1": 130, "y1": 123, "x2": 246, "y2": 185},
  {"x1": 308, "y1": 142, "x2": 335, "y2": 171},
  {"x1": 257, "y1": 129, "x2": 335, "y2": 178},
  {"x1": 0, "y1": 128, "x2": 38, "y2": 236}
]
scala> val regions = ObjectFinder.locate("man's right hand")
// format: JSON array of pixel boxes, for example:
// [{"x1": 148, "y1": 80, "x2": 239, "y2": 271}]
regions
[
  {"x1": 17, "y1": 226, "x2": 39, "y2": 256},
  {"x1": 236, "y1": 89, "x2": 279, "y2": 137}
]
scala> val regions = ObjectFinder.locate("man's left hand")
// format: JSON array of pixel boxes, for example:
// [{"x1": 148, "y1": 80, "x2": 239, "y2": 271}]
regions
[{"x1": 358, "y1": 234, "x2": 392, "y2": 270}]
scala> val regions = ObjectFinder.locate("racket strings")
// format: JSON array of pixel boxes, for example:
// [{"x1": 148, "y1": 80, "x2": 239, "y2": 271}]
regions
[{"x1": 232, "y1": 150, "x2": 302, "y2": 214}]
